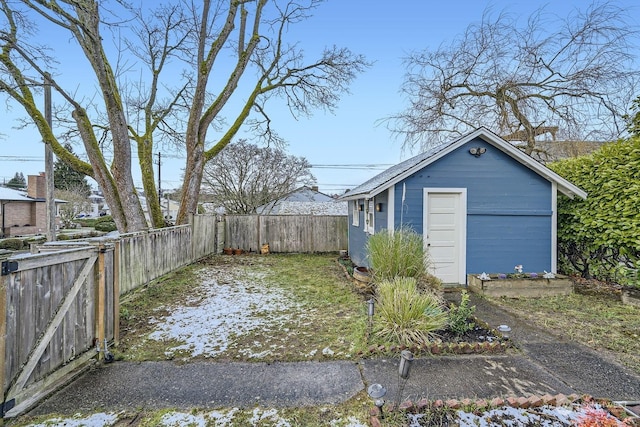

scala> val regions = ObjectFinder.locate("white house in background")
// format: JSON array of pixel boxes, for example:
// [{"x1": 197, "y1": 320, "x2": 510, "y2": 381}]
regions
[
  {"x1": 256, "y1": 186, "x2": 347, "y2": 216},
  {"x1": 87, "y1": 192, "x2": 109, "y2": 217},
  {"x1": 160, "y1": 197, "x2": 180, "y2": 224},
  {"x1": 133, "y1": 195, "x2": 180, "y2": 225}
]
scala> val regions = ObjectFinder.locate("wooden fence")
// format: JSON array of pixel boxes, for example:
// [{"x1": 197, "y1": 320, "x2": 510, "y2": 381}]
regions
[
  {"x1": 223, "y1": 215, "x2": 348, "y2": 253},
  {"x1": 0, "y1": 244, "x2": 115, "y2": 417},
  {"x1": 117, "y1": 225, "x2": 192, "y2": 295},
  {"x1": 0, "y1": 214, "x2": 220, "y2": 417},
  {"x1": 0, "y1": 213, "x2": 345, "y2": 417}
]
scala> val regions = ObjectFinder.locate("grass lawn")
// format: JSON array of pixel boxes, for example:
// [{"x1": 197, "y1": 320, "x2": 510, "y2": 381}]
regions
[
  {"x1": 487, "y1": 292, "x2": 640, "y2": 375},
  {"x1": 116, "y1": 253, "x2": 370, "y2": 362}
]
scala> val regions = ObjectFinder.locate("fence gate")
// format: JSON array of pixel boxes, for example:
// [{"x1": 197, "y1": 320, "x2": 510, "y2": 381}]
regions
[{"x1": 0, "y1": 243, "x2": 117, "y2": 417}]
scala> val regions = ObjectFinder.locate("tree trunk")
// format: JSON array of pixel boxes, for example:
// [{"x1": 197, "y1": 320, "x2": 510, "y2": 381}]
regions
[{"x1": 177, "y1": 143, "x2": 205, "y2": 224}]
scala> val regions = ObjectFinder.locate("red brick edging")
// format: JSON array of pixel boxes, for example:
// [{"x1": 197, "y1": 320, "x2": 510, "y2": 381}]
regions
[{"x1": 368, "y1": 393, "x2": 606, "y2": 427}]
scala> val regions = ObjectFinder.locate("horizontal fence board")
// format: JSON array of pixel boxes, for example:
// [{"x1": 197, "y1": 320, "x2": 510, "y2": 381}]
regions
[{"x1": 9, "y1": 246, "x2": 95, "y2": 272}]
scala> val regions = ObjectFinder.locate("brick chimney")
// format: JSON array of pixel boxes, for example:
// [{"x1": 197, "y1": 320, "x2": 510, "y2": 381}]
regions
[{"x1": 27, "y1": 172, "x2": 46, "y2": 199}]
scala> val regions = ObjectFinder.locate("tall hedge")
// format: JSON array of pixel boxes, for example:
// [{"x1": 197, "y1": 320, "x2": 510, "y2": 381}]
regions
[{"x1": 549, "y1": 137, "x2": 640, "y2": 285}]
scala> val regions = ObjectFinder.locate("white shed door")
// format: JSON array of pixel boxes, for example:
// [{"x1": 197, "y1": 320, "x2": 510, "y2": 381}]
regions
[{"x1": 425, "y1": 191, "x2": 465, "y2": 284}]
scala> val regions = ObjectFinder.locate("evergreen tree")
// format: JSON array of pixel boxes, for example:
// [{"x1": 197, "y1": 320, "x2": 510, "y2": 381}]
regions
[
  {"x1": 54, "y1": 143, "x2": 91, "y2": 196},
  {"x1": 6, "y1": 172, "x2": 25, "y2": 189}
]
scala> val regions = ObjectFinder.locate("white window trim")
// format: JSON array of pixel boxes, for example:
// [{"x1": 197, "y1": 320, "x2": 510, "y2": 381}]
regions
[
  {"x1": 352, "y1": 201, "x2": 359, "y2": 226},
  {"x1": 387, "y1": 185, "x2": 395, "y2": 231},
  {"x1": 366, "y1": 200, "x2": 375, "y2": 234}
]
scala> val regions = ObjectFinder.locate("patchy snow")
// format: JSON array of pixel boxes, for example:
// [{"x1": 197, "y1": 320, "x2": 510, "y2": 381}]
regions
[
  {"x1": 249, "y1": 408, "x2": 291, "y2": 426},
  {"x1": 147, "y1": 267, "x2": 301, "y2": 358},
  {"x1": 23, "y1": 405, "x2": 627, "y2": 427},
  {"x1": 26, "y1": 412, "x2": 118, "y2": 427},
  {"x1": 322, "y1": 346, "x2": 335, "y2": 356},
  {"x1": 330, "y1": 416, "x2": 368, "y2": 427},
  {"x1": 157, "y1": 409, "x2": 240, "y2": 426},
  {"x1": 405, "y1": 404, "x2": 620, "y2": 427}
]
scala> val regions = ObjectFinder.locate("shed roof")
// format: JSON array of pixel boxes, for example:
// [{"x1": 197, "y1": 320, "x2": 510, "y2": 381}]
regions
[
  {"x1": 340, "y1": 127, "x2": 587, "y2": 201},
  {"x1": 257, "y1": 186, "x2": 347, "y2": 215}
]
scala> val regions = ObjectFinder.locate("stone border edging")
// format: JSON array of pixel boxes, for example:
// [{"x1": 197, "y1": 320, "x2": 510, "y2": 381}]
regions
[{"x1": 367, "y1": 394, "x2": 634, "y2": 427}]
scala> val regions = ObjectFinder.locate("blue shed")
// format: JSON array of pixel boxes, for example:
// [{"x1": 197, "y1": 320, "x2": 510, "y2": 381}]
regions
[{"x1": 339, "y1": 127, "x2": 587, "y2": 285}]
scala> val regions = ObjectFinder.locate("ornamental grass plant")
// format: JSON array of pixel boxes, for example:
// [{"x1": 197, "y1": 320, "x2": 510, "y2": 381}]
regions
[
  {"x1": 366, "y1": 227, "x2": 429, "y2": 282},
  {"x1": 374, "y1": 277, "x2": 447, "y2": 346}
]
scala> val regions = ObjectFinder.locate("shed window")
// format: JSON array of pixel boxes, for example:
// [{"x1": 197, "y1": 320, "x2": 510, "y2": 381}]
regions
[
  {"x1": 366, "y1": 200, "x2": 374, "y2": 234},
  {"x1": 352, "y1": 201, "x2": 359, "y2": 226}
]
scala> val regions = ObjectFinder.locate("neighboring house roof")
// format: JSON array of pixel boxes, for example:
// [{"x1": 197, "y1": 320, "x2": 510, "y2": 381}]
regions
[
  {"x1": 257, "y1": 186, "x2": 347, "y2": 215},
  {"x1": 528, "y1": 140, "x2": 606, "y2": 163},
  {"x1": 0, "y1": 186, "x2": 36, "y2": 202},
  {"x1": 261, "y1": 200, "x2": 347, "y2": 215},
  {"x1": 0, "y1": 186, "x2": 67, "y2": 204},
  {"x1": 339, "y1": 127, "x2": 587, "y2": 201}
]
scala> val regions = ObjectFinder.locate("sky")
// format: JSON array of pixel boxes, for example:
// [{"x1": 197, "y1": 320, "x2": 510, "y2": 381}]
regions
[{"x1": 1, "y1": 0, "x2": 639, "y2": 195}]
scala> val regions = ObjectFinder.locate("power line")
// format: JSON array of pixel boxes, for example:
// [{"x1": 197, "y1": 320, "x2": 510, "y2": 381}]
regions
[
  {"x1": 0, "y1": 156, "x2": 45, "y2": 162},
  {"x1": 311, "y1": 164, "x2": 392, "y2": 170}
]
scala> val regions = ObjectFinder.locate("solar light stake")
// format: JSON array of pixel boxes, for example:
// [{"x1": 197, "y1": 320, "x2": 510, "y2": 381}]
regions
[
  {"x1": 367, "y1": 298, "x2": 375, "y2": 317},
  {"x1": 498, "y1": 324, "x2": 511, "y2": 340},
  {"x1": 399, "y1": 350, "x2": 414, "y2": 380},
  {"x1": 367, "y1": 383, "x2": 387, "y2": 418}
]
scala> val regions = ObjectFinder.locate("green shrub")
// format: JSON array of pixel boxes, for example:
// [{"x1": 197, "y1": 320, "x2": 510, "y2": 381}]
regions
[
  {"x1": 447, "y1": 290, "x2": 476, "y2": 336},
  {"x1": 95, "y1": 220, "x2": 117, "y2": 232},
  {"x1": 550, "y1": 137, "x2": 640, "y2": 286},
  {"x1": 0, "y1": 238, "x2": 25, "y2": 250},
  {"x1": 366, "y1": 227, "x2": 431, "y2": 283},
  {"x1": 374, "y1": 277, "x2": 447, "y2": 346},
  {"x1": 76, "y1": 218, "x2": 98, "y2": 227},
  {"x1": 94, "y1": 215, "x2": 113, "y2": 224},
  {"x1": 337, "y1": 257, "x2": 355, "y2": 275}
]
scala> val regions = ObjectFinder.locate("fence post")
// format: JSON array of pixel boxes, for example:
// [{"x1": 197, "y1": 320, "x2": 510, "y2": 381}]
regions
[
  {"x1": 257, "y1": 215, "x2": 261, "y2": 253},
  {"x1": 217, "y1": 217, "x2": 225, "y2": 253},
  {"x1": 189, "y1": 214, "x2": 195, "y2": 260},
  {"x1": 0, "y1": 272, "x2": 7, "y2": 407},
  {"x1": 95, "y1": 246, "x2": 106, "y2": 360},
  {"x1": 113, "y1": 241, "x2": 120, "y2": 345}
]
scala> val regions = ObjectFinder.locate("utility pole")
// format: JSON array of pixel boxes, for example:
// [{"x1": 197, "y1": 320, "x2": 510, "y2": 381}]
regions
[{"x1": 44, "y1": 72, "x2": 56, "y2": 242}]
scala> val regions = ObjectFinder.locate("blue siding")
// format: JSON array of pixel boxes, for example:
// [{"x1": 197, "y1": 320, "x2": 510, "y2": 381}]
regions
[
  {"x1": 346, "y1": 192, "x2": 390, "y2": 268},
  {"x1": 347, "y1": 199, "x2": 368, "y2": 267},
  {"x1": 393, "y1": 137, "x2": 553, "y2": 274},
  {"x1": 467, "y1": 214, "x2": 551, "y2": 274},
  {"x1": 374, "y1": 191, "x2": 388, "y2": 233}
]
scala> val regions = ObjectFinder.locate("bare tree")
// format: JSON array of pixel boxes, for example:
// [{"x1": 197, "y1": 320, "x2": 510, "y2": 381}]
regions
[
  {"x1": 0, "y1": 0, "x2": 368, "y2": 232},
  {"x1": 176, "y1": 0, "x2": 368, "y2": 223},
  {"x1": 389, "y1": 2, "x2": 640, "y2": 155},
  {"x1": 56, "y1": 187, "x2": 91, "y2": 229},
  {"x1": 201, "y1": 140, "x2": 314, "y2": 214}
]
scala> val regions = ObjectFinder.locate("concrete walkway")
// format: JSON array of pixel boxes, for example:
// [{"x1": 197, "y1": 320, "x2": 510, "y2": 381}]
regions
[{"x1": 28, "y1": 294, "x2": 640, "y2": 416}]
